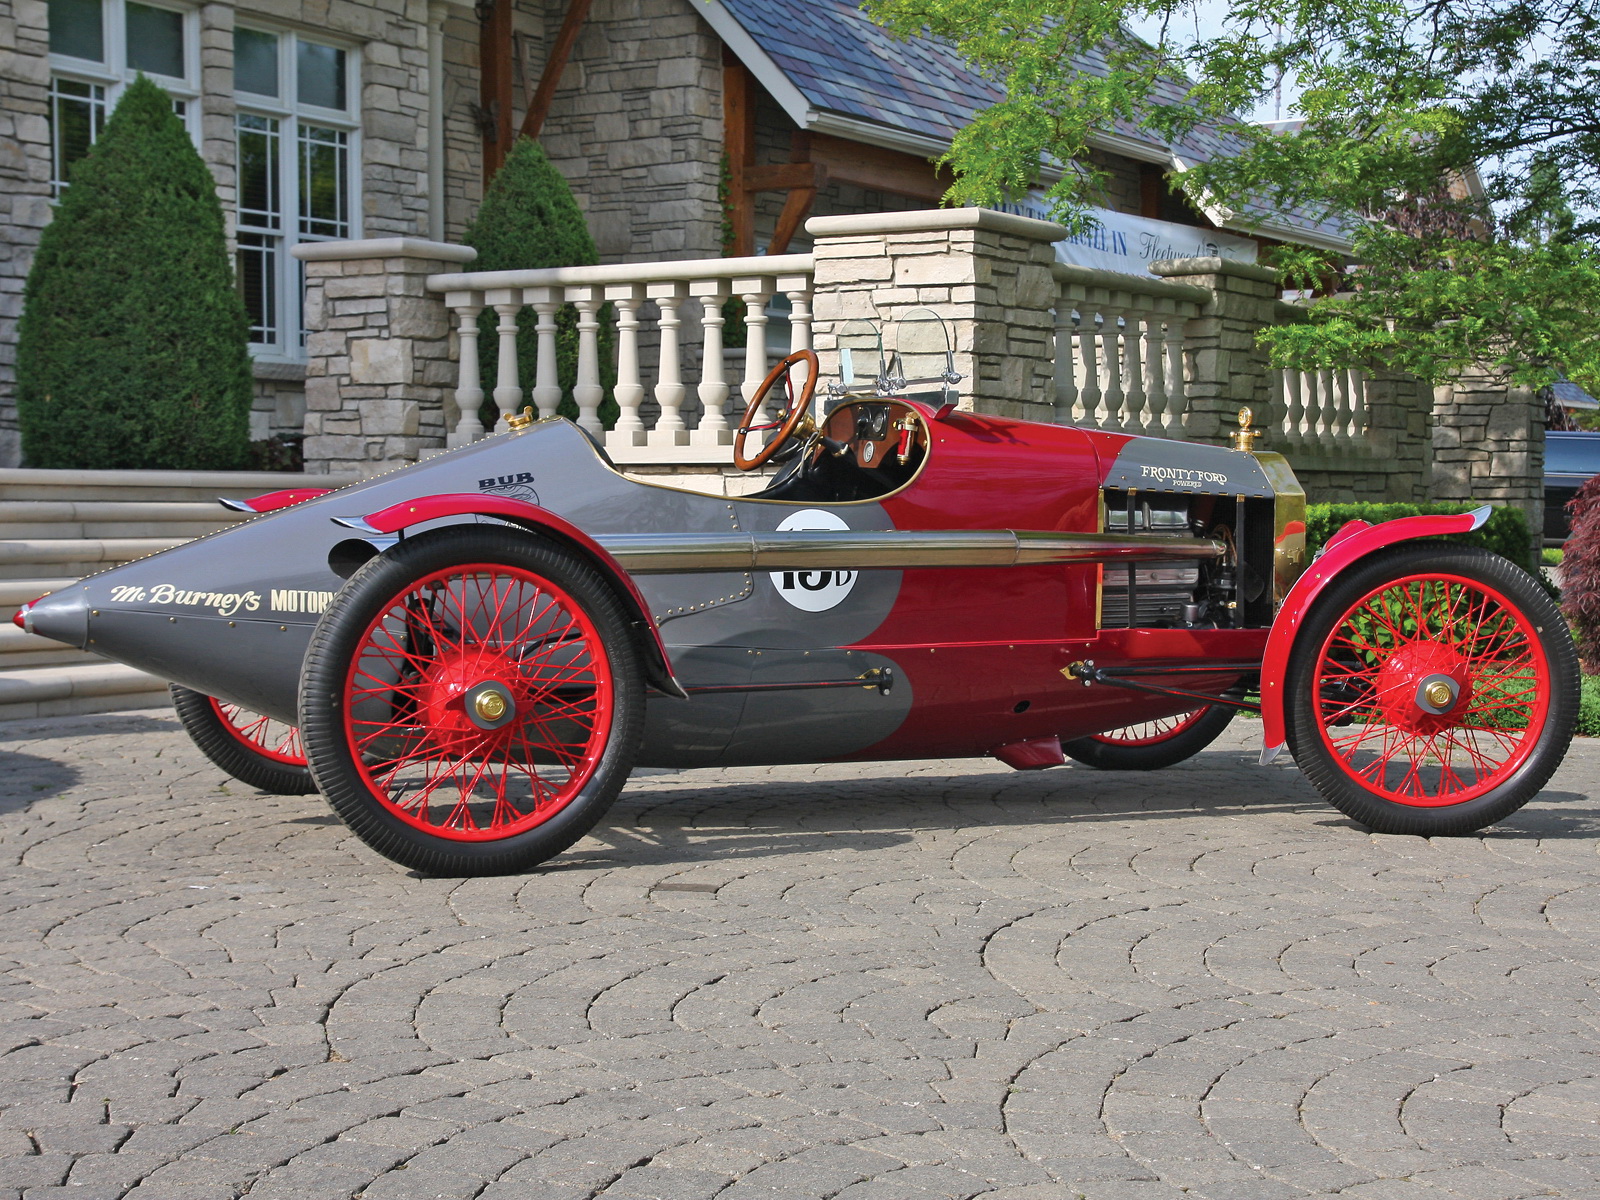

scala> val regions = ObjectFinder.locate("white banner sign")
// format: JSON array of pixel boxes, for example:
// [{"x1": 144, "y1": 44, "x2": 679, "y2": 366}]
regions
[{"x1": 995, "y1": 195, "x2": 1258, "y2": 275}]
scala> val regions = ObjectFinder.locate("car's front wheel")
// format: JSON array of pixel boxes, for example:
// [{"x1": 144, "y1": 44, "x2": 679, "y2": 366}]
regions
[
  {"x1": 1284, "y1": 544, "x2": 1578, "y2": 835},
  {"x1": 298, "y1": 526, "x2": 645, "y2": 876}
]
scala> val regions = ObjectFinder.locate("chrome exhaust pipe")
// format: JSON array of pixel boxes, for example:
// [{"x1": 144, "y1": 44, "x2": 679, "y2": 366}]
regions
[{"x1": 594, "y1": 529, "x2": 1225, "y2": 574}]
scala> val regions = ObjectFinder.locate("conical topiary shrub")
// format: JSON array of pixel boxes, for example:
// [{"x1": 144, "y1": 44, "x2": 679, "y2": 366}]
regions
[
  {"x1": 464, "y1": 138, "x2": 614, "y2": 429},
  {"x1": 16, "y1": 75, "x2": 253, "y2": 469}
]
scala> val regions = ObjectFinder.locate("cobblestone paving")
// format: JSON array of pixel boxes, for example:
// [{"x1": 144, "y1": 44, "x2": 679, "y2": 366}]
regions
[{"x1": 2, "y1": 709, "x2": 1600, "y2": 1200}]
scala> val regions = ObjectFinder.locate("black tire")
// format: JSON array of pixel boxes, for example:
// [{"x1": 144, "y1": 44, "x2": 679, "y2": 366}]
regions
[
  {"x1": 299, "y1": 526, "x2": 644, "y2": 876},
  {"x1": 1062, "y1": 703, "x2": 1237, "y2": 770},
  {"x1": 1284, "y1": 543, "x2": 1578, "y2": 835},
  {"x1": 169, "y1": 684, "x2": 317, "y2": 795}
]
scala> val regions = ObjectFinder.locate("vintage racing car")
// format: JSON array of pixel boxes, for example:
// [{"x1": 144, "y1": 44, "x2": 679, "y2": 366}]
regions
[{"x1": 17, "y1": 314, "x2": 1579, "y2": 875}]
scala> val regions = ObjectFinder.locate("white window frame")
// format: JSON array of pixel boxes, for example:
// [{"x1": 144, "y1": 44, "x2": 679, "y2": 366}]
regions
[
  {"x1": 46, "y1": 0, "x2": 202, "y2": 193},
  {"x1": 234, "y1": 25, "x2": 362, "y2": 361}
]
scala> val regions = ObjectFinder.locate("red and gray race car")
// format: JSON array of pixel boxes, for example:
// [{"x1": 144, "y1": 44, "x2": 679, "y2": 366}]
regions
[{"x1": 17, "y1": 315, "x2": 1579, "y2": 875}]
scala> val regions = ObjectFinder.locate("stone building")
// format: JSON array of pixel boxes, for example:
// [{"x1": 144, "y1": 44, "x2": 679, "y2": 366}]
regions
[{"x1": 0, "y1": 0, "x2": 1364, "y2": 472}]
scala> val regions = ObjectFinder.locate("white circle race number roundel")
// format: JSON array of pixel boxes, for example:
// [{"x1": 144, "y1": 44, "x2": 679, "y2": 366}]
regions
[{"x1": 769, "y1": 509, "x2": 857, "y2": 611}]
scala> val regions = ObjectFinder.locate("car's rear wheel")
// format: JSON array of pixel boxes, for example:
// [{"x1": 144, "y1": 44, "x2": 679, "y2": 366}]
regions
[
  {"x1": 1285, "y1": 544, "x2": 1577, "y2": 835},
  {"x1": 170, "y1": 684, "x2": 315, "y2": 795},
  {"x1": 299, "y1": 527, "x2": 644, "y2": 876},
  {"x1": 1062, "y1": 704, "x2": 1236, "y2": 770}
]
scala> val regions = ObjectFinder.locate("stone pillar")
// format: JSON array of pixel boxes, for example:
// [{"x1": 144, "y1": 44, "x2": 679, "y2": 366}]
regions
[
  {"x1": 804, "y1": 209, "x2": 1065, "y2": 420},
  {"x1": 0, "y1": 0, "x2": 53, "y2": 467},
  {"x1": 292, "y1": 238, "x2": 477, "y2": 477},
  {"x1": 1363, "y1": 371, "x2": 1434, "y2": 502},
  {"x1": 1148, "y1": 257, "x2": 1282, "y2": 444},
  {"x1": 1431, "y1": 367, "x2": 1544, "y2": 531}
]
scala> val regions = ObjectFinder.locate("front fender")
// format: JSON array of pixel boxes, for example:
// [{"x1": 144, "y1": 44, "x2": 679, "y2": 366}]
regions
[
  {"x1": 347, "y1": 493, "x2": 686, "y2": 699},
  {"x1": 1258, "y1": 506, "x2": 1492, "y2": 763}
]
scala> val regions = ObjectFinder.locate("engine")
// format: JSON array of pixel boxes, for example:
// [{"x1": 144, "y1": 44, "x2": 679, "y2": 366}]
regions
[{"x1": 1097, "y1": 439, "x2": 1306, "y2": 631}]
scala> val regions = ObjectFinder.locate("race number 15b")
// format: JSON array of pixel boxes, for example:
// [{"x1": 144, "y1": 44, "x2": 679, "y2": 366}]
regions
[{"x1": 769, "y1": 510, "x2": 858, "y2": 612}]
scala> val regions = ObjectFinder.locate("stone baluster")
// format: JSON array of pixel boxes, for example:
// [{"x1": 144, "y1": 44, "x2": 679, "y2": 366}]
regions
[
  {"x1": 647, "y1": 281, "x2": 690, "y2": 448},
  {"x1": 690, "y1": 279, "x2": 732, "y2": 446},
  {"x1": 1163, "y1": 312, "x2": 1187, "y2": 433},
  {"x1": 1348, "y1": 369, "x2": 1368, "y2": 445},
  {"x1": 1122, "y1": 306, "x2": 1149, "y2": 435},
  {"x1": 566, "y1": 285, "x2": 604, "y2": 437},
  {"x1": 1314, "y1": 370, "x2": 1336, "y2": 445},
  {"x1": 485, "y1": 288, "x2": 523, "y2": 432},
  {"x1": 1279, "y1": 371, "x2": 1304, "y2": 448},
  {"x1": 734, "y1": 277, "x2": 771, "y2": 428},
  {"x1": 525, "y1": 287, "x2": 562, "y2": 421},
  {"x1": 1077, "y1": 308, "x2": 1102, "y2": 426},
  {"x1": 605, "y1": 283, "x2": 647, "y2": 449},
  {"x1": 445, "y1": 295, "x2": 485, "y2": 447},
  {"x1": 1053, "y1": 304, "x2": 1079, "y2": 425},
  {"x1": 1142, "y1": 309, "x2": 1167, "y2": 436},
  {"x1": 779, "y1": 274, "x2": 813, "y2": 417},
  {"x1": 1099, "y1": 306, "x2": 1125, "y2": 430}
]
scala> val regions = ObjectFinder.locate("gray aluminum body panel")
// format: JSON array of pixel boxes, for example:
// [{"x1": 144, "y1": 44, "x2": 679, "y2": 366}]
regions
[{"x1": 32, "y1": 421, "x2": 912, "y2": 768}]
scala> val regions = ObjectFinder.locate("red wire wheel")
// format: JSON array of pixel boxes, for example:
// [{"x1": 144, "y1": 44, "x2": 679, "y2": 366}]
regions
[
  {"x1": 169, "y1": 684, "x2": 315, "y2": 794},
  {"x1": 1062, "y1": 704, "x2": 1236, "y2": 770},
  {"x1": 1285, "y1": 544, "x2": 1578, "y2": 835},
  {"x1": 299, "y1": 527, "x2": 644, "y2": 876},
  {"x1": 212, "y1": 697, "x2": 305, "y2": 765}
]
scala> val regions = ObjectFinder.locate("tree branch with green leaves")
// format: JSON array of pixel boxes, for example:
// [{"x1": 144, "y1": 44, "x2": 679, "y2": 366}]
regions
[{"x1": 864, "y1": 0, "x2": 1600, "y2": 391}]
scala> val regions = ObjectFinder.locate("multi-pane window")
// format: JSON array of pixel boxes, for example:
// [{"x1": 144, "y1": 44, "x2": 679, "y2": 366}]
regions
[
  {"x1": 45, "y1": 0, "x2": 198, "y2": 193},
  {"x1": 235, "y1": 27, "x2": 358, "y2": 356}
]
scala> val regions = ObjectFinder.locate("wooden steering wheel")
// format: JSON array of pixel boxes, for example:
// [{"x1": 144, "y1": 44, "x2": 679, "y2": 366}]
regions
[{"x1": 733, "y1": 349, "x2": 820, "y2": 471}]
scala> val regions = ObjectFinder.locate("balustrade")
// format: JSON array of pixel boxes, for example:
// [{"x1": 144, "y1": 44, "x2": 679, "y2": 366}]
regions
[
  {"x1": 1051, "y1": 264, "x2": 1202, "y2": 438},
  {"x1": 428, "y1": 254, "x2": 813, "y2": 464},
  {"x1": 428, "y1": 249, "x2": 1380, "y2": 468},
  {"x1": 1272, "y1": 367, "x2": 1371, "y2": 457}
]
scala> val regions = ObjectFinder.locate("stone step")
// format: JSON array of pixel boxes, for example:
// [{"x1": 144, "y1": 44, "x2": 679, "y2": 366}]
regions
[
  {"x1": 0, "y1": 521, "x2": 236, "y2": 540},
  {"x1": 0, "y1": 500, "x2": 242, "y2": 520},
  {"x1": 0, "y1": 538, "x2": 190, "y2": 566},
  {"x1": 0, "y1": 579, "x2": 78, "y2": 615},
  {"x1": 0, "y1": 469, "x2": 354, "y2": 721},
  {"x1": 0, "y1": 624, "x2": 104, "y2": 668},
  {"x1": 0, "y1": 467, "x2": 358, "y2": 504},
  {"x1": 0, "y1": 501, "x2": 246, "y2": 541},
  {"x1": 0, "y1": 661, "x2": 171, "y2": 722}
]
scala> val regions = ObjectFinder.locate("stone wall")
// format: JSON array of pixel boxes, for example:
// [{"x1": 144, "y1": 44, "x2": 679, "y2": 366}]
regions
[
  {"x1": 808, "y1": 209, "x2": 1064, "y2": 421},
  {"x1": 1432, "y1": 368, "x2": 1545, "y2": 531},
  {"x1": 296, "y1": 238, "x2": 475, "y2": 477},
  {"x1": 0, "y1": 0, "x2": 449, "y2": 467},
  {"x1": 1286, "y1": 372, "x2": 1435, "y2": 504},
  {"x1": 539, "y1": 0, "x2": 723, "y2": 262},
  {"x1": 0, "y1": 0, "x2": 51, "y2": 469}
]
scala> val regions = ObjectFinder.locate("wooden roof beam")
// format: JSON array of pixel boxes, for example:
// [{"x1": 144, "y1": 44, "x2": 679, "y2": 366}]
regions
[{"x1": 519, "y1": 0, "x2": 593, "y2": 143}]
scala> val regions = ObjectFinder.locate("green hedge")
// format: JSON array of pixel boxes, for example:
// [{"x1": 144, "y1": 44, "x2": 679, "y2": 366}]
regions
[
  {"x1": 1305, "y1": 502, "x2": 1538, "y2": 574},
  {"x1": 464, "y1": 139, "x2": 614, "y2": 429},
  {"x1": 16, "y1": 76, "x2": 252, "y2": 469}
]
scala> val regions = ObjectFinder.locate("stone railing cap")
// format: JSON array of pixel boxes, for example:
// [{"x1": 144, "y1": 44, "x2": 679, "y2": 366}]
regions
[
  {"x1": 292, "y1": 238, "x2": 478, "y2": 264},
  {"x1": 806, "y1": 208, "x2": 1067, "y2": 243},
  {"x1": 1148, "y1": 256, "x2": 1281, "y2": 284}
]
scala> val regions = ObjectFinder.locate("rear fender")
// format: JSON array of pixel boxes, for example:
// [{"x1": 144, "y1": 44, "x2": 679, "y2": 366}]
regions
[
  {"x1": 1258, "y1": 506, "x2": 1492, "y2": 763},
  {"x1": 344, "y1": 493, "x2": 686, "y2": 699}
]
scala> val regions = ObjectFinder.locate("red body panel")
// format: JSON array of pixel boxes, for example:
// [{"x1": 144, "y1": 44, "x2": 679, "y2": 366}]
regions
[
  {"x1": 1257, "y1": 508, "x2": 1489, "y2": 757},
  {"x1": 839, "y1": 410, "x2": 1262, "y2": 759},
  {"x1": 236, "y1": 488, "x2": 334, "y2": 513}
]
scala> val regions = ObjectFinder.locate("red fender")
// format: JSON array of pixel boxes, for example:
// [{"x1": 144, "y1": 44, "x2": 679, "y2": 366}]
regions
[
  {"x1": 221, "y1": 488, "x2": 334, "y2": 514},
  {"x1": 344, "y1": 493, "x2": 686, "y2": 698},
  {"x1": 1258, "y1": 505, "x2": 1492, "y2": 763}
]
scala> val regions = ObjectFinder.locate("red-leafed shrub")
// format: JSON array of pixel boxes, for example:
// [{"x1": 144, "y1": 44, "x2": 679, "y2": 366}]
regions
[{"x1": 1561, "y1": 474, "x2": 1600, "y2": 672}]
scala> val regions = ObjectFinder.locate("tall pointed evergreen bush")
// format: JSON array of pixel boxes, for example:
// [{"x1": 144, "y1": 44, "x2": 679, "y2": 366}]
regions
[
  {"x1": 16, "y1": 76, "x2": 253, "y2": 469},
  {"x1": 464, "y1": 139, "x2": 614, "y2": 428}
]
